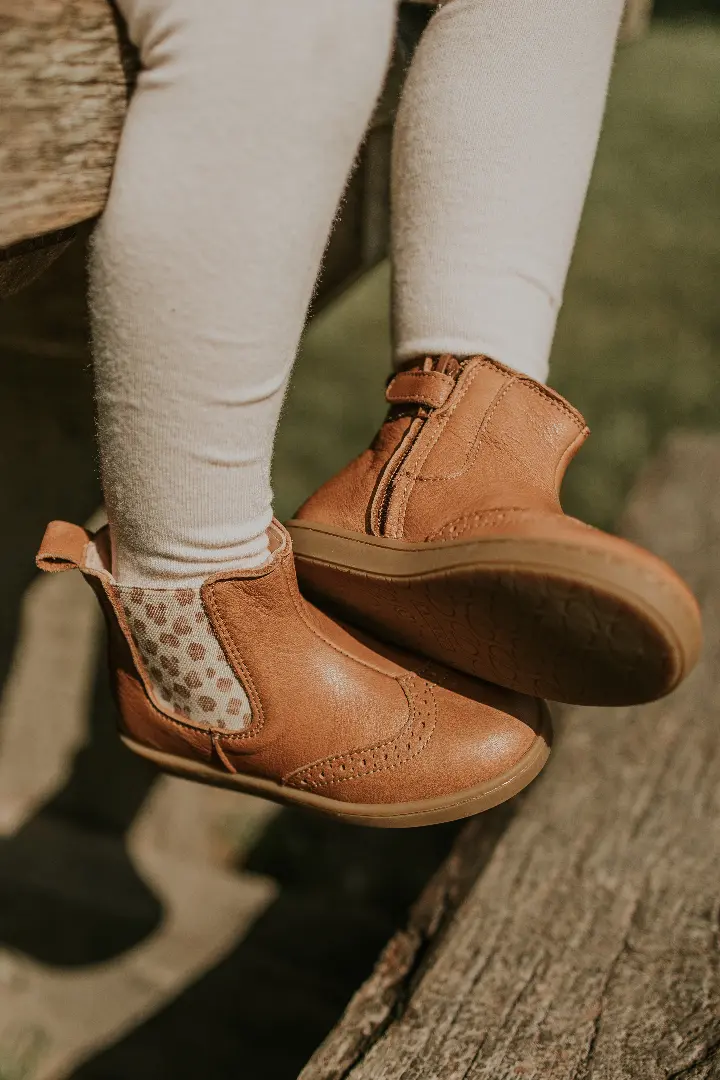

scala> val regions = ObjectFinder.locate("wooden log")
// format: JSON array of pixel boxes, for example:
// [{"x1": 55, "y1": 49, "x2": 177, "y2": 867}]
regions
[
  {"x1": 0, "y1": 1, "x2": 399, "y2": 302},
  {"x1": 0, "y1": 0, "x2": 134, "y2": 249},
  {"x1": 301, "y1": 432, "x2": 720, "y2": 1080}
]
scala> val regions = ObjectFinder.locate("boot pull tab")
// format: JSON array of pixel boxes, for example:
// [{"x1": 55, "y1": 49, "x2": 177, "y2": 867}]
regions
[
  {"x1": 36, "y1": 520, "x2": 92, "y2": 573},
  {"x1": 386, "y1": 368, "x2": 455, "y2": 410}
]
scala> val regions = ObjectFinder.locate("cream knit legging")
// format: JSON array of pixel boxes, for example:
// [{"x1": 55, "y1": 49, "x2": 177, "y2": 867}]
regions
[{"x1": 91, "y1": 0, "x2": 623, "y2": 588}]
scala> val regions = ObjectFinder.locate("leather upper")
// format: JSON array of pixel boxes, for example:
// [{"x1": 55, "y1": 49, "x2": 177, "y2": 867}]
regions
[
  {"x1": 295, "y1": 355, "x2": 590, "y2": 543},
  {"x1": 36, "y1": 519, "x2": 545, "y2": 806}
]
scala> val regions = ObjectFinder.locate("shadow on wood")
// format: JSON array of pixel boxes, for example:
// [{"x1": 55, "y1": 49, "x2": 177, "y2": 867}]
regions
[
  {"x1": 301, "y1": 433, "x2": 720, "y2": 1080},
  {"x1": 0, "y1": 251, "x2": 467, "y2": 1080}
]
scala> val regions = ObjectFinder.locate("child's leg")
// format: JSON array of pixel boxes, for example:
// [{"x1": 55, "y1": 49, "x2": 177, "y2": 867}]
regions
[
  {"x1": 287, "y1": 0, "x2": 700, "y2": 708},
  {"x1": 391, "y1": 0, "x2": 624, "y2": 382},
  {"x1": 91, "y1": 0, "x2": 395, "y2": 588}
]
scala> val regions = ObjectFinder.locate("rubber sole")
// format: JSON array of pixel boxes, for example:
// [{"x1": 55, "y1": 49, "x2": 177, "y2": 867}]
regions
[
  {"x1": 121, "y1": 708, "x2": 551, "y2": 829},
  {"x1": 287, "y1": 521, "x2": 702, "y2": 706}
]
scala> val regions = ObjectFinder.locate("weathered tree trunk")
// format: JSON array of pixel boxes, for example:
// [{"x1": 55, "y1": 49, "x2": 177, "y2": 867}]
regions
[
  {"x1": 0, "y1": 0, "x2": 133, "y2": 297},
  {"x1": 0, "y1": 0, "x2": 134, "y2": 248},
  {"x1": 301, "y1": 433, "x2": 720, "y2": 1080}
]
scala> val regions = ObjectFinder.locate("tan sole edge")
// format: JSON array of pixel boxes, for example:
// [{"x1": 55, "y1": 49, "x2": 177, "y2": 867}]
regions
[
  {"x1": 120, "y1": 714, "x2": 551, "y2": 830},
  {"x1": 287, "y1": 521, "x2": 702, "y2": 706}
]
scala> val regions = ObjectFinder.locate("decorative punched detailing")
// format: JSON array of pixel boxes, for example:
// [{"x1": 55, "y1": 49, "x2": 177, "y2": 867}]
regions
[
  {"x1": 429, "y1": 506, "x2": 555, "y2": 541},
  {"x1": 287, "y1": 676, "x2": 437, "y2": 791},
  {"x1": 117, "y1": 585, "x2": 252, "y2": 731}
]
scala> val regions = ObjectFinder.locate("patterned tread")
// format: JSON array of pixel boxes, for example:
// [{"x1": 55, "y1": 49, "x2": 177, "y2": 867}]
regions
[{"x1": 295, "y1": 559, "x2": 679, "y2": 706}]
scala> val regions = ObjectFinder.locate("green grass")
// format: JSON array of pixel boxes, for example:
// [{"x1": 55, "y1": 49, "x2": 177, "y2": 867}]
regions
[
  {"x1": 0, "y1": 1029, "x2": 47, "y2": 1080},
  {"x1": 274, "y1": 23, "x2": 720, "y2": 531},
  {"x1": 273, "y1": 265, "x2": 392, "y2": 522}
]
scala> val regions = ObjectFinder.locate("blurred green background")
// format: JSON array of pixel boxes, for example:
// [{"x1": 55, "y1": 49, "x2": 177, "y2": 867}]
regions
[{"x1": 275, "y1": 20, "x2": 720, "y2": 535}]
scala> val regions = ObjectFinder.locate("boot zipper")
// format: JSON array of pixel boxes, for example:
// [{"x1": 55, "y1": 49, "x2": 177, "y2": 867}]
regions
[{"x1": 375, "y1": 356, "x2": 463, "y2": 536}]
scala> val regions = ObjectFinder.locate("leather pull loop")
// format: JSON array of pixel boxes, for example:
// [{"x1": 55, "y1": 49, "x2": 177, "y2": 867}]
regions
[
  {"x1": 386, "y1": 369, "x2": 455, "y2": 410},
  {"x1": 36, "y1": 520, "x2": 91, "y2": 572}
]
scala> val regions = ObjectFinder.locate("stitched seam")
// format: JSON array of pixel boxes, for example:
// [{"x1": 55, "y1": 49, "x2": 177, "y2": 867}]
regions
[
  {"x1": 292, "y1": 668, "x2": 438, "y2": 778},
  {"x1": 344, "y1": 738, "x2": 547, "y2": 818},
  {"x1": 281, "y1": 556, "x2": 410, "y2": 679},
  {"x1": 389, "y1": 389, "x2": 448, "y2": 406},
  {"x1": 288, "y1": 676, "x2": 437, "y2": 790},
  {"x1": 204, "y1": 524, "x2": 286, "y2": 586},
  {"x1": 107, "y1": 581, "x2": 207, "y2": 731},
  {"x1": 412, "y1": 366, "x2": 585, "y2": 486},
  {"x1": 81, "y1": 576, "x2": 195, "y2": 737},
  {"x1": 371, "y1": 431, "x2": 405, "y2": 536},
  {"x1": 121, "y1": 668, "x2": 216, "y2": 740},
  {"x1": 142, "y1": 699, "x2": 213, "y2": 738},
  {"x1": 201, "y1": 551, "x2": 414, "y2": 748},
  {"x1": 400, "y1": 362, "x2": 489, "y2": 481},
  {"x1": 520, "y1": 378, "x2": 585, "y2": 427},
  {"x1": 387, "y1": 372, "x2": 454, "y2": 408},
  {"x1": 392, "y1": 363, "x2": 507, "y2": 524},
  {"x1": 381, "y1": 367, "x2": 487, "y2": 535},
  {"x1": 202, "y1": 581, "x2": 267, "y2": 742},
  {"x1": 412, "y1": 376, "x2": 516, "y2": 486},
  {"x1": 396, "y1": 374, "x2": 515, "y2": 529},
  {"x1": 371, "y1": 417, "x2": 424, "y2": 537},
  {"x1": 555, "y1": 427, "x2": 590, "y2": 489},
  {"x1": 289, "y1": 676, "x2": 424, "y2": 773},
  {"x1": 389, "y1": 371, "x2": 452, "y2": 387},
  {"x1": 212, "y1": 732, "x2": 237, "y2": 773},
  {"x1": 379, "y1": 362, "x2": 500, "y2": 533},
  {"x1": 470, "y1": 355, "x2": 585, "y2": 427}
]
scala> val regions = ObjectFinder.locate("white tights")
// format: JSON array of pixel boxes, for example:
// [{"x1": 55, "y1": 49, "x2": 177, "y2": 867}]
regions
[{"x1": 91, "y1": 0, "x2": 623, "y2": 588}]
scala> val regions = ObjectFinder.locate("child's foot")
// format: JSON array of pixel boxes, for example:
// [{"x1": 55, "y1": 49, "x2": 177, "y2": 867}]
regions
[
  {"x1": 288, "y1": 355, "x2": 702, "y2": 706},
  {"x1": 37, "y1": 519, "x2": 551, "y2": 829}
]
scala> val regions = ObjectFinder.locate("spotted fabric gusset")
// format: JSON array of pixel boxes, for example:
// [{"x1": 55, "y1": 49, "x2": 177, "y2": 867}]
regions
[{"x1": 117, "y1": 585, "x2": 252, "y2": 731}]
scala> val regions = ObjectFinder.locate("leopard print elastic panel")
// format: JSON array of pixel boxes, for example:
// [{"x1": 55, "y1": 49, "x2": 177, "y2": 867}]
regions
[{"x1": 118, "y1": 585, "x2": 252, "y2": 731}]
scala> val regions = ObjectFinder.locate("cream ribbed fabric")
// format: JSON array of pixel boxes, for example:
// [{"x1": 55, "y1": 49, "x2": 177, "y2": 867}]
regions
[
  {"x1": 392, "y1": 0, "x2": 625, "y2": 382},
  {"x1": 91, "y1": 0, "x2": 395, "y2": 587},
  {"x1": 119, "y1": 583, "x2": 252, "y2": 730},
  {"x1": 92, "y1": 0, "x2": 624, "y2": 590}
]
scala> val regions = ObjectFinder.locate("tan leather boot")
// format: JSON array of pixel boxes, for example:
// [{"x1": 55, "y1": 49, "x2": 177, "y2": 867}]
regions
[
  {"x1": 288, "y1": 355, "x2": 702, "y2": 706},
  {"x1": 36, "y1": 518, "x2": 551, "y2": 828}
]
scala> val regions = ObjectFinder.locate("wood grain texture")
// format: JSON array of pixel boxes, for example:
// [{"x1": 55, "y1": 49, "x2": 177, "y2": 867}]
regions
[
  {"x1": 0, "y1": 0, "x2": 135, "y2": 248},
  {"x1": 301, "y1": 432, "x2": 720, "y2": 1080}
]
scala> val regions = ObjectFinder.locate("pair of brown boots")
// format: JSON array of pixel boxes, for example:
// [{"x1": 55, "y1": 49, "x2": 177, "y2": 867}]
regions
[{"x1": 39, "y1": 357, "x2": 701, "y2": 828}]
